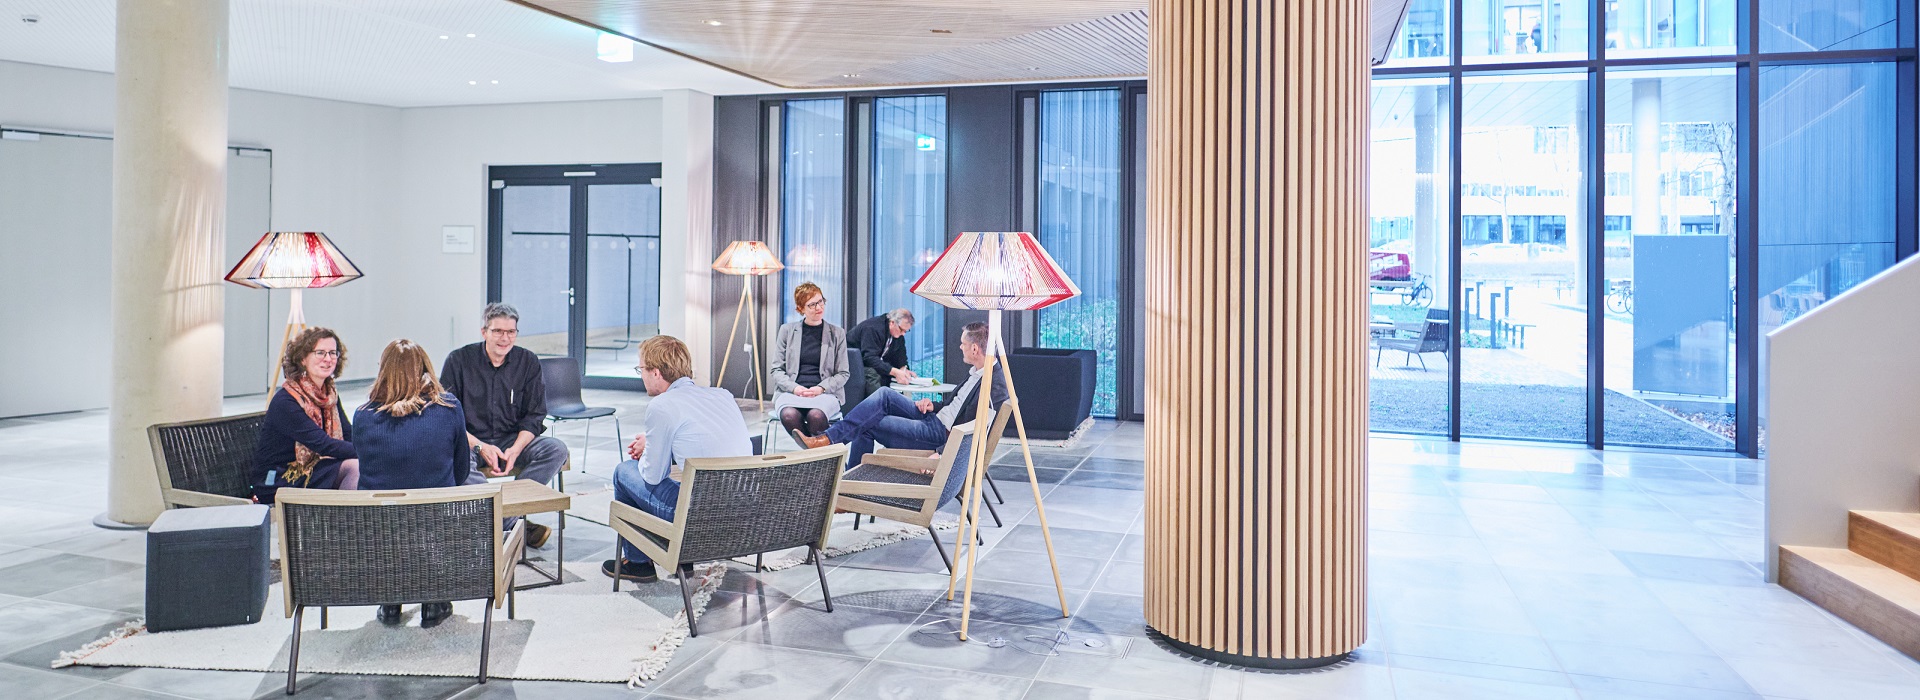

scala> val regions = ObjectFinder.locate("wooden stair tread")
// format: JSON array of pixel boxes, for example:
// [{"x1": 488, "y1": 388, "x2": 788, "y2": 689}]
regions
[
  {"x1": 1848, "y1": 511, "x2": 1920, "y2": 581},
  {"x1": 1854, "y1": 511, "x2": 1920, "y2": 536},
  {"x1": 1781, "y1": 546, "x2": 1920, "y2": 610}
]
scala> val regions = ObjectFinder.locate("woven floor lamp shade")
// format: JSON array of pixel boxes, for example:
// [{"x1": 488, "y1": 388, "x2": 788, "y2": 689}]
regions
[
  {"x1": 223, "y1": 232, "x2": 362, "y2": 386},
  {"x1": 712, "y1": 241, "x2": 784, "y2": 406}
]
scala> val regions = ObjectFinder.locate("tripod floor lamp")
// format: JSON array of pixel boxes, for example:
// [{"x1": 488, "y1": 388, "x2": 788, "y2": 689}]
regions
[
  {"x1": 224, "y1": 232, "x2": 363, "y2": 387},
  {"x1": 911, "y1": 231, "x2": 1080, "y2": 641},
  {"x1": 712, "y1": 241, "x2": 783, "y2": 408}
]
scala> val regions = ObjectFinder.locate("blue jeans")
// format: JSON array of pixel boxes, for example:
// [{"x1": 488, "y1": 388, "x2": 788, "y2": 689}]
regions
[
  {"x1": 613, "y1": 459, "x2": 679, "y2": 564},
  {"x1": 825, "y1": 388, "x2": 951, "y2": 467}
]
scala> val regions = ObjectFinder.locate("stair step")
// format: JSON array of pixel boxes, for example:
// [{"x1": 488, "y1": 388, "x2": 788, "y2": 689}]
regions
[
  {"x1": 1778, "y1": 545, "x2": 1920, "y2": 661},
  {"x1": 1851, "y1": 511, "x2": 1920, "y2": 580}
]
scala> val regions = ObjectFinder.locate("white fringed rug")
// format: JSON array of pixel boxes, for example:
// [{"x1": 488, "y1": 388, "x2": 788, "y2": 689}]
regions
[
  {"x1": 565, "y1": 486, "x2": 959, "y2": 569},
  {"x1": 55, "y1": 562, "x2": 726, "y2": 687}
]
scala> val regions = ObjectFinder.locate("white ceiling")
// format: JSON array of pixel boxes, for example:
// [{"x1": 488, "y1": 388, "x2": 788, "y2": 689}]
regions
[{"x1": 0, "y1": 0, "x2": 781, "y2": 108}]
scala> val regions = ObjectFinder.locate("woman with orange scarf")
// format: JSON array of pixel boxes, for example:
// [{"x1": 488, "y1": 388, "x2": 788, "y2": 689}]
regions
[{"x1": 250, "y1": 327, "x2": 360, "y2": 504}]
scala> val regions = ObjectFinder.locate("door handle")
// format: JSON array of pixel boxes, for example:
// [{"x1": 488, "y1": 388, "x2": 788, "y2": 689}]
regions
[{"x1": 566, "y1": 287, "x2": 575, "y2": 306}]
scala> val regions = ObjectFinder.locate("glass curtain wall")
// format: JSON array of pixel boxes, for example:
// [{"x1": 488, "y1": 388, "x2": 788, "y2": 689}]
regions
[
  {"x1": 1601, "y1": 69, "x2": 1738, "y2": 450},
  {"x1": 871, "y1": 95, "x2": 948, "y2": 378},
  {"x1": 1037, "y1": 89, "x2": 1124, "y2": 417},
  {"x1": 1370, "y1": 0, "x2": 1914, "y2": 453},
  {"x1": 781, "y1": 98, "x2": 848, "y2": 325},
  {"x1": 1369, "y1": 79, "x2": 1454, "y2": 436}
]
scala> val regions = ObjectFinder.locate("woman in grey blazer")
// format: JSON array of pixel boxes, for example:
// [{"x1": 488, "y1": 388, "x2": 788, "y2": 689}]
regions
[{"x1": 769, "y1": 282, "x2": 850, "y2": 437}]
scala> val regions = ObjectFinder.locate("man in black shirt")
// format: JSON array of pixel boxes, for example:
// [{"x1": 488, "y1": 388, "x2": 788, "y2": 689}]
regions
[
  {"x1": 440, "y1": 303, "x2": 567, "y2": 547},
  {"x1": 847, "y1": 308, "x2": 915, "y2": 393}
]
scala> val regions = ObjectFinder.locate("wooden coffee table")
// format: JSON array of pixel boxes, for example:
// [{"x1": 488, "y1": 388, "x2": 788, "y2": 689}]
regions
[{"x1": 501, "y1": 480, "x2": 572, "y2": 590}]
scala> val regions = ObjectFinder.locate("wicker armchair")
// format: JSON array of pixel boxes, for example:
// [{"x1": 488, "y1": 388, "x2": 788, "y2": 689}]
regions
[
  {"x1": 835, "y1": 404, "x2": 1014, "y2": 572},
  {"x1": 147, "y1": 412, "x2": 265, "y2": 508},
  {"x1": 273, "y1": 485, "x2": 525, "y2": 694},
  {"x1": 607, "y1": 444, "x2": 849, "y2": 637}
]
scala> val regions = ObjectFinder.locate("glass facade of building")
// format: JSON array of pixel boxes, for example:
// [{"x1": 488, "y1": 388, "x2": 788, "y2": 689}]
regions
[{"x1": 1371, "y1": 0, "x2": 1915, "y2": 454}]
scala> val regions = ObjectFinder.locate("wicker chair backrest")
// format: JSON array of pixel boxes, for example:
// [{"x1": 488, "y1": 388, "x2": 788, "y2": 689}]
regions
[
  {"x1": 151, "y1": 412, "x2": 265, "y2": 500},
  {"x1": 281, "y1": 493, "x2": 496, "y2": 606},
  {"x1": 933, "y1": 429, "x2": 981, "y2": 508},
  {"x1": 677, "y1": 453, "x2": 842, "y2": 564}
]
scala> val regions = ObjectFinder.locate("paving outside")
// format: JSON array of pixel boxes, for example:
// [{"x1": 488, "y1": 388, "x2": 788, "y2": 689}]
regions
[{"x1": 0, "y1": 387, "x2": 1913, "y2": 699}]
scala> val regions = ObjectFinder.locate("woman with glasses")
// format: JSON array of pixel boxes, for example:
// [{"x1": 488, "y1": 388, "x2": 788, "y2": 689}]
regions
[
  {"x1": 251, "y1": 327, "x2": 359, "y2": 504},
  {"x1": 768, "y1": 282, "x2": 851, "y2": 439}
]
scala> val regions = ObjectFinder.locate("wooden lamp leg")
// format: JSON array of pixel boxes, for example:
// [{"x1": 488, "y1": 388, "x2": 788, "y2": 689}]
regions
[
  {"x1": 997, "y1": 350, "x2": 1071, "y2": 618},
  {"x1": 951, "y1": 353, "x2": 999, "y2": 641},
  {"x1": 745, "y1": 282, "x2": 766, "y2": 412},
  {"x1": 714, "y1": 278, "x2": 749, "y2": 388}
]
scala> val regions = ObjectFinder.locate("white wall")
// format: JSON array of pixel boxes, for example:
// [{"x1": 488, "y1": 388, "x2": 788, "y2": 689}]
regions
[
  {"x1": 0, "y1": 59, "x2": 706, "y2": 413},
  {"x1": 1765, "y1": 253, "x2": 1920, "y2": 580}
]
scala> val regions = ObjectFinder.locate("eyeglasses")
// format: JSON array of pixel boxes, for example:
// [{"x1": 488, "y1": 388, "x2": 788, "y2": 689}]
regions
[
  {"x1": 312, "y1": 350, "x2": 340, "y2": 359},
  {"x1": 486, "y1": 327, "x2": 518, "y2": 336},
  {"x1": 632, "y1": 365, "x2": 648, "y2": 376},
  {"x1": 803, "y1": 299, "x2": 827, "y2": 310}
]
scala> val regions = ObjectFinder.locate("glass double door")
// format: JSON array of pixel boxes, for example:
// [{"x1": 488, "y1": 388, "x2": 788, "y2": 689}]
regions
[{"x1": 488, "y1": 163, "x2": 662, "y2": 388}]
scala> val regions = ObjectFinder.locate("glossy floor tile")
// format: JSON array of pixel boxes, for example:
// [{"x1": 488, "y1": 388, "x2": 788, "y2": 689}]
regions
[{"x1": 0, "y1": 395, "x2": 1916, "y2": 698}]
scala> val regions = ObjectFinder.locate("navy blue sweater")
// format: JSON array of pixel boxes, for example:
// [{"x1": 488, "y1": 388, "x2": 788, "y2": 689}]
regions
[
  {"x1": 252, "y1": 387, "x2": 356, "y2": 496},
  {"x1": 351, "y1": 397, "x2": 469, "y2": 492}
]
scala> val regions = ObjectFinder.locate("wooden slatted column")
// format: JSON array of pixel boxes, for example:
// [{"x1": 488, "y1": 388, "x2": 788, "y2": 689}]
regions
[{"x1": 1143, "y1": 0, "x2": 1369, "y2": 668}]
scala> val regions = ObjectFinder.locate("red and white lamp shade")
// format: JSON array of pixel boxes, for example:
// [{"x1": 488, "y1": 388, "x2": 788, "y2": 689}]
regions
[
  {"x1": 711, "y1": 240, "x2": 784, "y2": 276},
  {"x1": 223, "y1": 232, "x2": 363, "y2": 290},
  {"x1": 910, "y1": 231, "x2": 1079, "y2": 312}
]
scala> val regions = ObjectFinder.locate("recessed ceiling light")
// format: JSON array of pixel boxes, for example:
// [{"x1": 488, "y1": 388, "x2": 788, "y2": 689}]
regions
[
  {"x1": 438, "y1": 34, "x2": 448, "y2": 39},
  {"x1": 468, "y1": 80, "x2": 477, "y2": 85},
  {"x1": 465, "y1": 33, "x2": 476, "y2": 38},
  {"x1": 705, "y1": 20, "x2": 723, "y2": 26},
  {"x1": 842, "y1": 74, "x2": 860, "y2": 78},
  {"x1": 597, "y1": 31, "x2": 635, "y2": 62},
  {"x1": 1027, "y1": 66, "x2": 1042, "y2": 71},
  {"x1": 491, "y1": 80, "x2": 499, "y2": 84}
]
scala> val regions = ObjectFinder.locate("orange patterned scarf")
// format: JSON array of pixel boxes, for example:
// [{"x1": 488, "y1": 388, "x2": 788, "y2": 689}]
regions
[{"x1": 282, "y1": 377, "x2": 341, "y2": 484}]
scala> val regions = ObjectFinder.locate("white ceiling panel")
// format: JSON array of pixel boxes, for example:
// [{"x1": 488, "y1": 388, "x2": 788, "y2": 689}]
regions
[{"x1": 0, "y1": 0, "x2": 780, "y2": 108}]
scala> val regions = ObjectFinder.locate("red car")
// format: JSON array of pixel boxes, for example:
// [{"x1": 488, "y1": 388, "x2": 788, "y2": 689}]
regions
[{"x1": 1370, "y1": 250, "x2": 1411, "y2": 281}]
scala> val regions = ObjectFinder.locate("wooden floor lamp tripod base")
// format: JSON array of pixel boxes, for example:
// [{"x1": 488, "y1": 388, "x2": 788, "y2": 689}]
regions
[
  {"x1": 713, "y1": 277, "x2": 767, "y2": 411},
  {"x1": 269, "y1": 288, "x2": 310, "y2": 388},
  {"x1": 945, "y1": 309, "x2": 1072, "y2": 640}
]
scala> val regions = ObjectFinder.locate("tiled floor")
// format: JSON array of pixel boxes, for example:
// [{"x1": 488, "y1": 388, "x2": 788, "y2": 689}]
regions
[{"x1": 1, "y1": 389, "x2": 1917, "y2": 699}]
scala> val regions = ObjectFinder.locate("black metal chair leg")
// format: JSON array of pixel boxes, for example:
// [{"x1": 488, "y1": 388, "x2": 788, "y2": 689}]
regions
[
  {"x1": 286, "y1": 607, "x2": 304, "y2": 695},
  {"x1": 319, "y1": 607, "x2": 327, "y2": 629},
  {"x1": 613, "y1": 552, "x2": 624, "y2": 593},
  {"x1": 678, "y1": 570, "x2": 700, "y2": 637},
  {"x1": 509, "y1": 585, "x2": 517, "y2": 620},
  {"x1": 479, "y1": 598, "x2": 494, "y2": 684},
  {"x1": 985, "y1": 474, "x2": 1005, "y2": 505},
  {"x1": 929, "y1": 526, "x2": 952, "y2": 572},
  {"x1": 755, "y1": 553, "x2": 764, "y2": 572},
  {"x1": 983, "y1": 496, "x2": 1002, "y2": 527},
  {"x1": 812, "y1": 546, "x2": 833, "y2": 612},
  {"x1": 852, "y1": 513, "x2": 861, "y2": 530}
]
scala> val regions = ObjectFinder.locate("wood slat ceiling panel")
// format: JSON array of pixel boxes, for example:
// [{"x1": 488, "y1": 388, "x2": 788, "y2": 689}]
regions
[{"x1": 514, "y1": 0, "x2": 1411, "y2": 89}]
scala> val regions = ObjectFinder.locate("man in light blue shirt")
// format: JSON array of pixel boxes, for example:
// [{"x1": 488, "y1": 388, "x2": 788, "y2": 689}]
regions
[{"x1": 604, "y1": 335, "x2": 752, "y2": 584}]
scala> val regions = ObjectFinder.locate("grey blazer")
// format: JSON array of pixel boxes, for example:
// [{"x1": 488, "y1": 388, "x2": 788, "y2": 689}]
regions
[{"x1": 769, "y1": 320, "x2": 851, "y2": 404}]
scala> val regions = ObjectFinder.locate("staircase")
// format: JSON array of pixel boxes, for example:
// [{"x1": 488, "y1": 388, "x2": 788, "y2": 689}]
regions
[{"x1": 1779, "y1": 507, "x2": 1920, "y2": 659}]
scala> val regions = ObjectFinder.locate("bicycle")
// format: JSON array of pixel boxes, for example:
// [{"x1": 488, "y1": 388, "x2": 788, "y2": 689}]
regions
[{"x1": 1605, "y1": 280, "x2": 1633, "y2": 315}]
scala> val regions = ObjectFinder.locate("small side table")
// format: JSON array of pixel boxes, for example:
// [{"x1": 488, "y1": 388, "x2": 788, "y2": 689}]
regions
[
  {"x1": 891, "y1": 383, "x2": 957, "y2": 396},
  {"x1": 501, "y1": 480, "x2": 572, "y2": 590}
]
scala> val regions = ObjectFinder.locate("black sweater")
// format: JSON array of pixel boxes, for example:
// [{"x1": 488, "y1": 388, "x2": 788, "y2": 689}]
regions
[
  {"x1": 848, "y1": 314, "x2": 909, "y2": 377},
  {"x1": 439, "y1": 343, "x2": 549, "y2": 450},
  {"x1": 252, "y1": 387, "x2": 355, "y2": 494}
]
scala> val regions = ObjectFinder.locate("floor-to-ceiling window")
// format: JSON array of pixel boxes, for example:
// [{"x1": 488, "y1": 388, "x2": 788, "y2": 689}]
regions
[
  {"x1": 1036, "y1": 89, "x2": 1124, "y2": 417},
  {"x1": 781, "y1": 98, "x2": 847, "y2": 325},
  {"x1": 870, "y1": 95, "x2": 948, "y2": 378},
  {"x1": 1369, "y1": 0, "x2": 1915, "y2": 454}
]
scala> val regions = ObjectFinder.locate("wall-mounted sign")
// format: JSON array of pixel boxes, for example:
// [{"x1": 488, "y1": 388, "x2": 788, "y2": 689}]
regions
[
  {"x1": 442, "y1": 225, "x2": 475, "y2": 254},
  {"x1": 916, "y1": 135, "x2": 937, "y2": 151}
]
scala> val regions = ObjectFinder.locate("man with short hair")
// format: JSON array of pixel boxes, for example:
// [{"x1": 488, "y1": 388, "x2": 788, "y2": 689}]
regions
[
  {"x1": 604, "y1": 335, "x2": 754, "y2": 583},
  {"x1": 847, "y1": 308, "x2": 916, "y2": 393},
  {"x1": 796, "y1": 322, "x2": 1006, "y2": 468},
  {"x1": 439, "y1": 302, "x2": 568, "y2": 548}
]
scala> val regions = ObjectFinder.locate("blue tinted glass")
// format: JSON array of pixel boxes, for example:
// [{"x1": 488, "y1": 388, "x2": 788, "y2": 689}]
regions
[
  {"x1": 782, "y1": 99, "x2": 847, "y2": 326},
  {"x1": 1037, "y1": 89, "x2": 1123, "y2": 417},
  {"x1": 1761, "y1": 0, "x2": 1903, "y2": 52},
  {"x1": 871, "y1": 95, "x2": 947, "y2": 378}
]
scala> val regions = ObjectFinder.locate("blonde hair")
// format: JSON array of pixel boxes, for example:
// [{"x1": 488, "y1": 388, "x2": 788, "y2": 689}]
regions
[
  {"x1": 793, "y1": 282, "x2": 823, "y2": 313},
  {"x1": 366, "y1": 339, "x2": 454, "y2": 417},
  {"x1": 639, "y1": 335, "x2": 694, "y2": 384}
]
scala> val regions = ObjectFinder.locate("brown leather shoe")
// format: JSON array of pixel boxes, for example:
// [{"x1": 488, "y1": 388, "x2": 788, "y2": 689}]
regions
[
  {"x1": 526, "y1": 522, "x2": 551, "y2": 549},
  {"x1": 792, "y1": 430, "x2": 831, "y2": 449}
]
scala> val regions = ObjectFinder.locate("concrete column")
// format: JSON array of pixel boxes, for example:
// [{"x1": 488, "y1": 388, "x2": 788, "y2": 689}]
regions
[
  {"x1": 1632, "y1": 79, "x2": 1662, "y2": 238},
  {"x1": 661, "y1": 89, "x2": 716, "y2": 381},
  {"x1": 106, "y1": 0, "x2": 230, "y2": 526},
  {"x1": 1145, "y1": 0, "x2": 1370, "y2": 668}
]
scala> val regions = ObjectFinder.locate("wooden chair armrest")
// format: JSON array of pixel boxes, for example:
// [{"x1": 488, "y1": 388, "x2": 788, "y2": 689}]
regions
[
  {"x1": 861, "y1": 454, "x2": 938, "y2": 475},
  {"x1": 496, "y1": 520, "x2": 526, "y2": 603},
  {"x1": 874, "y1": 448, "x2": 938, "y2": 458},
  {"x1": 166, "y1": 490, "x2": 252, "y2": 508},
  {"x1": 838, "y1": 480, "x2": 934, "y2": 499},
  {"x1": 608, "y1": 500, "x2": 675, "y2": 565}
]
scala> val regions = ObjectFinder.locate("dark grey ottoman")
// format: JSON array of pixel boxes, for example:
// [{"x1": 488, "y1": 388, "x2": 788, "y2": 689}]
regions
[{"x1": 146, "y1": 504, "x2": 270, "y2": 632}]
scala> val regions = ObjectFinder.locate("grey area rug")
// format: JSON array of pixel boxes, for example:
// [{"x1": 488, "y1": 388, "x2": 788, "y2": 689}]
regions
[{"x1": 56, "y1": 562, "x2": 726, "y2": 687}]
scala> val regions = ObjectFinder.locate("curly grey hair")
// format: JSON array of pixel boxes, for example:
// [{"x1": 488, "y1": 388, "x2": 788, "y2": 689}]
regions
[{"x1": 886, "y1": 308, "x2": 916, "y2": 326}]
